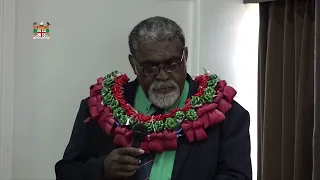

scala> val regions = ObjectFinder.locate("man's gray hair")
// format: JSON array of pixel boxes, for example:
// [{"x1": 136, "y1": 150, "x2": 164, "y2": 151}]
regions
[{"x1": 128, "y1": 16, "x2": 185, "y2": 56}]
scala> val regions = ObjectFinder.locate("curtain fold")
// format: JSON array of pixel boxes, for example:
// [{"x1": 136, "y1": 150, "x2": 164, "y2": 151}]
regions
[{"x1": 258, "y1": 1, "x2": 315, "y2": 180}]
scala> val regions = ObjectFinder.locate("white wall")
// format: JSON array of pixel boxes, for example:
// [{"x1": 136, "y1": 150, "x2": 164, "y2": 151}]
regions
[
  {"x1": 0, "y1": 0, "x2": 259, "y2": 180},
  {"x1": 0, "y1": 0, "x2": 15, "y2": 179}
]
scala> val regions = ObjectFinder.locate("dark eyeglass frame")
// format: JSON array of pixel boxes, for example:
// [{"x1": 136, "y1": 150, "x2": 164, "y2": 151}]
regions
[{"x1": 131, "y1": 49, "x2": 186, "y2": 76}]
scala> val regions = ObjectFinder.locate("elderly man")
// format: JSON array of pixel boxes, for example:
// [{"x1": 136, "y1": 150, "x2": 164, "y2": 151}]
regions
[{"x1": 55, "y1": 16, "x2": 252, "y2": 180}]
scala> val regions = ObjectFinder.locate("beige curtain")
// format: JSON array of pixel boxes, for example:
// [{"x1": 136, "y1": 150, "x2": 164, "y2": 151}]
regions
[{"x1": 258, "y1": 1, "x2": 315, "y2": 180}]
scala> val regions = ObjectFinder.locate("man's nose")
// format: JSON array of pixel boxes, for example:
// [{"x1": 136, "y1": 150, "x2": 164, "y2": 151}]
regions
[{"x1": 156, "y1": 67, "x2": 169, "y2": 80}]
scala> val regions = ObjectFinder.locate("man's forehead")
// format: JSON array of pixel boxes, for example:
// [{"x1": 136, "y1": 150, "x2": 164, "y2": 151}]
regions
[
  {"x1": 139, "y1": 41, "x2": 179, "y2": 51},
  {"x1": 135, "y1": 40, "x2": 182, "y2": 60}
]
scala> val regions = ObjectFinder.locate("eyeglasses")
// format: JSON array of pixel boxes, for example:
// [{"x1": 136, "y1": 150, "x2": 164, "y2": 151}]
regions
[{"x1": 131, "y1": 49, "x2": 185, "y2": 76}]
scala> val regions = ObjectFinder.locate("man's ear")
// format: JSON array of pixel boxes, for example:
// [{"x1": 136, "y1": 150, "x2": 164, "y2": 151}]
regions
[
  {"x1": 128, "y1": 54, "x2": 137, "y2": 74},
  {"x1": 184, "y1": 47, "x2": 188, "y2": 62}
]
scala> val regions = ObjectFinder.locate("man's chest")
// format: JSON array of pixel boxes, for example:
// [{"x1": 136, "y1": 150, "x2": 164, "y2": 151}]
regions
[{"x1": 86, "y1": 121, "x2": 222, "y2": 180}]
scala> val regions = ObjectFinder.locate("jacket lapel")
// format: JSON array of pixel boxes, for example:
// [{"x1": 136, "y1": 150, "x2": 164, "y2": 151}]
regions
[
  {"x1": 171, "y1": 139, "x2": 192, "y2": 180},
  {"x1": 172, "y1": 76, "x2": 198, "y2": 180},
  {"x1": 123, "y1": 79, "x2": 139, "y2": 107}
]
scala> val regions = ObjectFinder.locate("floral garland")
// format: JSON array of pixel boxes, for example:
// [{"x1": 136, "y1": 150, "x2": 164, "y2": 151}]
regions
[{"x1": 87, "y1": 70, "x2": 237, "y2": 153}]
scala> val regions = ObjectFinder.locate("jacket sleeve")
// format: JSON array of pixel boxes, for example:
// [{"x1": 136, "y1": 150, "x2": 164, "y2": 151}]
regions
[
  {"x1": 214, "y1": 104, "x2": 252, "y2": 180},
  {"x1": 55, "y1": 99, "x2": 107, "y2": 180}
]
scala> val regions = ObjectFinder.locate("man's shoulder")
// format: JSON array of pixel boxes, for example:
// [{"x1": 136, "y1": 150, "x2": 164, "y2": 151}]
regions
[
  {"x1": 229, "y1": 100, "x2": 249, "y2": 117},
  {"x1": 221, "y1": 100, "x2": 250, "y2": 130},
  {"x1": 80, "y1": 78, "x2": 139, "y2": 118},
  {"x1": 81, "y1": 97, "x2": 90, "y2": 105},
  {"x1": 77, "y1": 97, "x2": 90, "y2": 116}
]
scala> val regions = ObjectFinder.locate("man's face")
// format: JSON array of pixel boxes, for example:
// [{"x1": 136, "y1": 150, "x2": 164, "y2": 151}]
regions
[{"x1": 129, "y1": 39, "x2": 188, "y2": 109}]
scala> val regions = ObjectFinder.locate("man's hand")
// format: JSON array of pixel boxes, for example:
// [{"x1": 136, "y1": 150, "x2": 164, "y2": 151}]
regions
[{"x1": 103, "y1": 147, "x2": 144, "y2": 179}]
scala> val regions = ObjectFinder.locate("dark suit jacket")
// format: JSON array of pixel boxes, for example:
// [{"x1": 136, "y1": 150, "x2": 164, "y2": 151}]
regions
[{"x1": 55, "y1": 75, "x2": 252, "y2": 180}]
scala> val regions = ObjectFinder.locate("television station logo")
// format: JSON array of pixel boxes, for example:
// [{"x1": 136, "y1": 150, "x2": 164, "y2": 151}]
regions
[{"x1": 33, "y1": 21, "x2": 51, "y2": 39}]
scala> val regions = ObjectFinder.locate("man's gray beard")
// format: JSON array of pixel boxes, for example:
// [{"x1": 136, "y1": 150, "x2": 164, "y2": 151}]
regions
[{"x1": 148, "y1": 80, "x2": 180, "y2": 109}]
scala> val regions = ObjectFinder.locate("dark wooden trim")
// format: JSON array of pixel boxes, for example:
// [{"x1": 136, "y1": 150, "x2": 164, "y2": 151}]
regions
[
  {"x1": 243, "y1": 0, "x2": 275, "y2": 4},
  {"x1": 314, "y1": 0, "x2": 320, "y2": 179}
]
